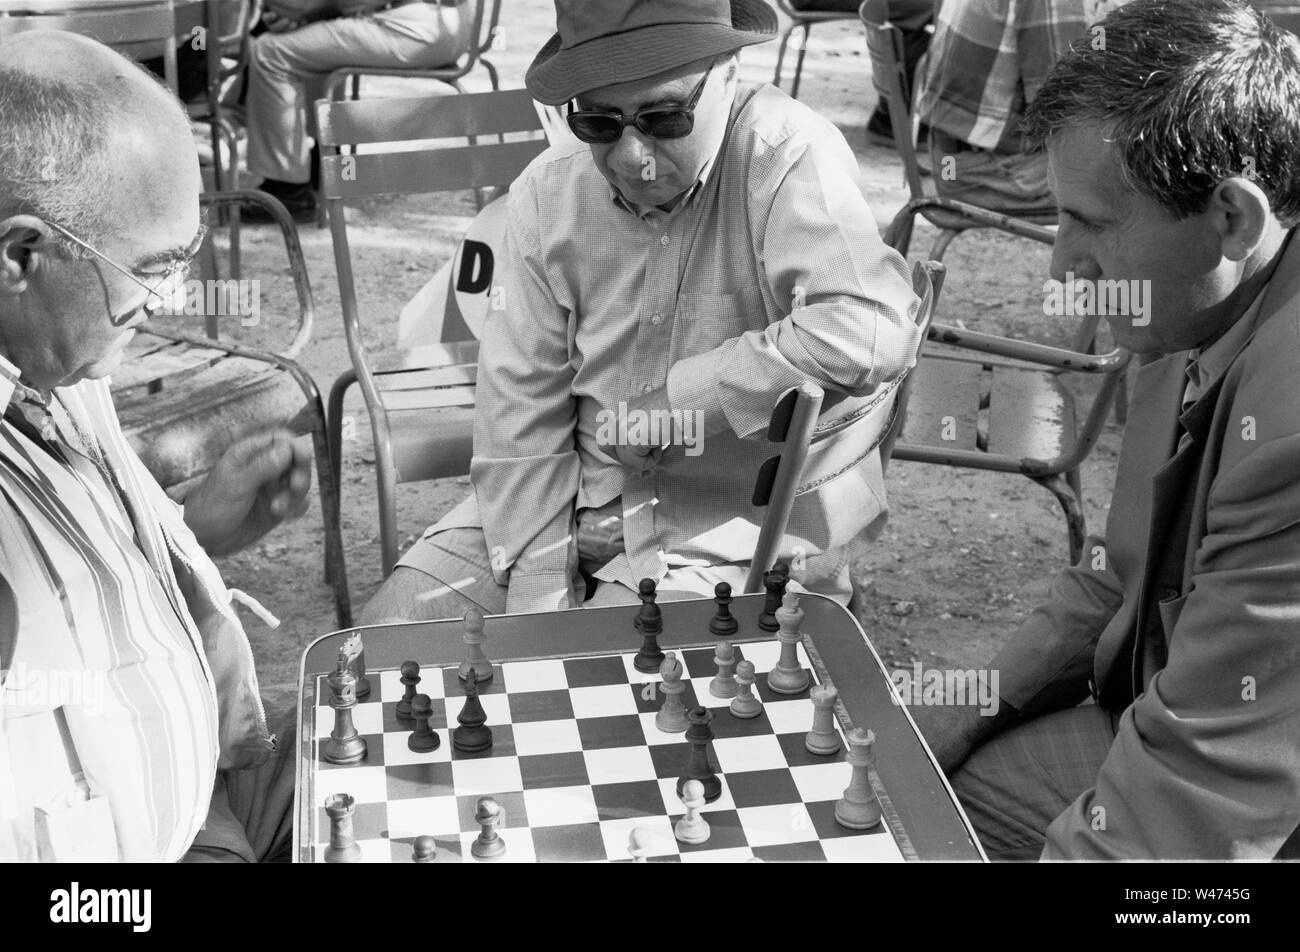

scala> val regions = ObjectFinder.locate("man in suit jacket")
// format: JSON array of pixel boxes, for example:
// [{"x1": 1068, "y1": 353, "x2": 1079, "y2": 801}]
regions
[{"x1": 911, "y1": 0, "x2": 1300, "y2": 859}]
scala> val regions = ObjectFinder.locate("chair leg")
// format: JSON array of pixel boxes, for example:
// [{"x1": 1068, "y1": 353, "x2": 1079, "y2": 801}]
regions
[
  {"x1": 376, "y1": 446, "x2": 401, "y2": 579},
  {"x1": 325, "y1": 370, "x2": 357, "y2": 587},
  {"x1": 1114, "y1": 364, "x2": 1129, "y2": 425},
  {"x1": 483, "y1": 59, "x2": 500, "y2": 90},
  {"x1": 929, "y1": 228, "x2": 959, "y2": 261},
  {"x1": 1033, "y1": 473, "x2": 1086, "y2": 565},
  {"x1": 773, "y1": 23, "x2": 795, "y2": 88},
  {"x1": 791, "y1": 23, "x2": 812, "y2": 100},
  {"x1": 282, "y1": 363, "x2": 353, "y2": 628}
]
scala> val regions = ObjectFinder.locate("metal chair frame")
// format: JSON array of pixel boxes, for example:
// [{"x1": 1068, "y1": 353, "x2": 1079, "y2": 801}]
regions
[
  {"x1": 316, "y1": 88, "x2": 548, "y2": 578},
  {"x1": 772, "y1": 0, "x2": 859, "y2": 100}
]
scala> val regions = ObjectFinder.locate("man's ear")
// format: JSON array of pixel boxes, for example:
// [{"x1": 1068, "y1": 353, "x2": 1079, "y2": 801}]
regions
[
  {"x1": 1210, "y1": 177, "x2": 1272, "y2": 262},
  {"x1": 0, "y1": 215, "x2": 49, "y2": 296}
]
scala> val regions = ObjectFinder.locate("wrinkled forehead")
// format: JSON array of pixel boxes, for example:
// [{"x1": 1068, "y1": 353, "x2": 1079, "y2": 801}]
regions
[{"x1": 1047, "y1": 123, "x2": 1129, "y2": 208}]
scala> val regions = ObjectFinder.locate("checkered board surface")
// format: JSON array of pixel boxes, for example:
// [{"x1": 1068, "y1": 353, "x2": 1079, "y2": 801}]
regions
[{"x1": 304, "y1": 639, "x2": 905, "y2": 863}]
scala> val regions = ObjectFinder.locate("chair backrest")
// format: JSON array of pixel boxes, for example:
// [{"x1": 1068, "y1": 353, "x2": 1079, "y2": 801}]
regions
[
  {"x1": 859, "y1": 0, "x2": 927, "y2": 199},
  {"x1": 316, "y1": 88, "x2": 548, "y2": 393},
  {"x1": 880, "y1": 259, "x2": 945, "y2": 468},
  {"x1": 0, "y1": 2, "x2": 179, "y2": 91}
]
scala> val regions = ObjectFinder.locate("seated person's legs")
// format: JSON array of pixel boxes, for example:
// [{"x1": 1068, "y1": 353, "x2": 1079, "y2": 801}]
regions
[
  {"x1": 361, "y1": 527, "x2": 512, "y2": 625},
  {"x1": 928, "y1": 128, "x2": 1052, "y2": 211},
  {"x1": 246, "y1": 5, "x2": 469, "y2": 217},
  {"x1": 949, "y1": 704, "x2": 1117, "y2": 861}
]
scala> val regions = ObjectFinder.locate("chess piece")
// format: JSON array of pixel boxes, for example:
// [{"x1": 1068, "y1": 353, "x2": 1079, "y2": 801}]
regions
[
  {"x1": 709, "y1": 640, "x2": 738, "y2": 699},
  {"x1": 342, "y1": 633, "x2": 371, "y2": 701},
  {"x1": 323, "y1": 793, "x2": 362, "y2": 863},
  {"x1": 676, "y1": 706, "x2": 722, "y2": 803},
  {"x1": 471, "y1": 797, "x2": 506, "y2": 860},
  {"x1": 674, "y1": 779, "x2": 711, "y2": 845},
  {"x1": 411, "y1": 835, "x2": 437, "y2": 862},
  {"x1": 407, "y1": 693, "x2": 441, "y2": 753},
  {"x1": 805, "y1": 682, "x2": 841, "y2": 755},
  {"x1": 766, "y1": 592, "x2": 811, "y2": 695},
  {"x1": 632, "y1": 579, "x2": 666, "y2": 673},
  {"x1": 323, "y1": 651, "x2": 367, "y2": 765},
  {"x1": 655, "y1": 652, "x2": 689, "y2": 733},
  {"x1": 458, "y1": 607, "x2": 494, "y2": 683},
  {"x1": 729, "y1": 660, "x2": 762, "y2": 719},
  {"x1": 709, "y1": 582, "x2": 739, "y2": 638},
  {"x1": 757, "y1": 563, "x2": 789, "y2": 633},
  {"x1": 834, "y1": 728, "x2": 883, "y2": 830},
  {"x1": 395, "y1": 660, "x2": 420, "y2": 722},
  {"x1": 628, "y1": 827, "x2": 652, "y2": 862},
  {"x1": 452, "y1": 675, "x2": 493, "y2": 753}
]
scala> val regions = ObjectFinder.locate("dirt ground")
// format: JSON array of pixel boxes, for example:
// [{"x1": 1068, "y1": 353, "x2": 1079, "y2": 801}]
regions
[{"x1": 205, "y1": 3, "x2": 1124, "y2": 696}]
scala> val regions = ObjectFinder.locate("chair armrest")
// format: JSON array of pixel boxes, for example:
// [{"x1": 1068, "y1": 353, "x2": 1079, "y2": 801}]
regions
[
  {"x1": 199, "y1": 189, "x2": 315, "y2": 359},
  {"x1": 884, "y1": 195, "x2": 1057, "y2": 247},
  {"x1": 926, "y1": 322, "x2": 1131, "y2": 374}
]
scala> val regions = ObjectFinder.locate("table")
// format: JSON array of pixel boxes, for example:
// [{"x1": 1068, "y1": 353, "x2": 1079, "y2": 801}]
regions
[{"x1": 294, "y1": 592, "x2": 986, "y2": 862}]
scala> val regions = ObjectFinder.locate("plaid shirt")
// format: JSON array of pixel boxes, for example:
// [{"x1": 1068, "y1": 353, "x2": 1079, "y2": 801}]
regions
[
  {"x1": 431, "y1": 83, "x2": 923, "y2": 612},
  {"x1": 918, "y1": 0, "x2": 1095, "y2": 152}
]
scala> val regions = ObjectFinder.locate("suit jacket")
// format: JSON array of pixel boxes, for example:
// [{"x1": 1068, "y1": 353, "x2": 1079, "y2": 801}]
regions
[{"x1": 991, "y1": 233, "x2": 1300, "y2": 859}]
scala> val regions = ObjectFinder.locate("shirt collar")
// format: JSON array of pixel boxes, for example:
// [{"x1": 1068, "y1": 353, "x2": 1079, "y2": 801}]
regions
[
  {"x1": 0, "y1": 352, "x2": 45, "y2": 414},
  {"x1": 1182, "y1": 290, "x2": 1264, "y2": 410}
]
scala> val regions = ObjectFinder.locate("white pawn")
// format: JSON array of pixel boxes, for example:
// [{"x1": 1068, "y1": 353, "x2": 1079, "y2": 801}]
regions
[
  {"x1": 730, "y1": 660, "x2": 763, "y2": 719},
  {"x1": 709, "y1": 641, "x2": 738, "y2": 699},
  {"x1": 628, "y1": 827, "x2": 653, "y2": 862},
  {"x1": 655, "y1": 652, "x2": 689, "y2": 733},
  {"x1": 674, "y1": 779, "x2": 711, "y2": 845},
  {"x1": 458, "y1": 607, "x2": 493, "y2": 683}
]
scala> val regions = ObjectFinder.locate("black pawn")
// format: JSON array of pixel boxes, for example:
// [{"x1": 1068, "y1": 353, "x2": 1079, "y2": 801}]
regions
[
  {"x1": 407, "y1": 693, "x2": 440, "y2": 753},
  {"x1": 452, "y1": 675, "x2": 493, "y2": 753},
  {"x1": 633, "y1": 578, "x2": 665, "y2": 673},
  {"x1": 709, "y1": 582, "x2": 739, "y2": 638},
  {"x1": 676, "y1": 706, "x2": 722, "y2": 803},
  {"x1": 757, "y1": 562, "x2": 790, "y2": 633},
  {"x1": 395, "y1": 660, "x2": 420, "y2": 722}
]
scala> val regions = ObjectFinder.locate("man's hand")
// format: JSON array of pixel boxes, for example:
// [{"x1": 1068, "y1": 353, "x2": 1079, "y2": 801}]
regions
[
  {"x1": 907, "y1": 699, "x2": 1017, "y2": 775},
  {"x1": 183, "y1": 430, "x2": 312, "y2": 557},
  {"x1": 597, "y1": 386, "x2": 675, "y2": 476}
]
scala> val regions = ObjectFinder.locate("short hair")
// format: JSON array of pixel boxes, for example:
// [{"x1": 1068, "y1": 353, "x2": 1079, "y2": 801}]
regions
[
  {"x1": 0, "y1": 59, "x2": 184, "y2": 256},
  {"x1": 1022, "y1": 0, "x2": 1300, "y2": 224}
]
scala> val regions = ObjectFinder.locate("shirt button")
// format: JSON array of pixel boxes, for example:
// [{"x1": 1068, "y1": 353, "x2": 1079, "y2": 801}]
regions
[
  {"x1": 650, "y1": 312, "x2": 663, "y2": 325},
  {"x1": 641, "y1": 383, "x2": 653, "y2": 394},
  {"x1": 660, "y1": 235, "x2": 670, "y2": 247}
]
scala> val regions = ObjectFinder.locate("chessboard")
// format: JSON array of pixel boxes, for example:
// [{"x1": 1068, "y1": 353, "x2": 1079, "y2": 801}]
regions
[{"x1": 294, "y1": 591, "x2": 984, "y2": 863}]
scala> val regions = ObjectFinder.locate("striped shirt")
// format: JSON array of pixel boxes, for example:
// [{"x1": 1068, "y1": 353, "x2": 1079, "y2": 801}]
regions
[
  {"x1": 0, "y1": 353, "x2": 270, "y2": 862},
  {"x1": 918, "y1": 0, "x2": 1093, "y2": 152},
  {"x1": 431, "y1": 83, "x2": 922, "y2": 611}
]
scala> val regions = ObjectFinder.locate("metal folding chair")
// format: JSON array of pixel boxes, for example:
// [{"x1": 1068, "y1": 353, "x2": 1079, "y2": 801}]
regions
[
  {"x1": 772, "y1": 0, "x2": 859, "y2": 99},
  {"x1": 0, "y1": 1, "x2": 179, "y2": 90},
  {"x1": 316, "y1": 88, "x2": 548, "y2": 578},
  {"x1": 860, "y1": 0, "x2": 1058, "y2": 262},
  {"x1": 884, "y1": 201, "x2": 1132, "y2": 563},
  {"x1": 111, "y1": 190, "x2": 352, "y2": 627}
]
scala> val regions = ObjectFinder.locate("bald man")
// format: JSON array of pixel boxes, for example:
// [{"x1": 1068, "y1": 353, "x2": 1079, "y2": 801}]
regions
[{"x1": 0, "y1": 33, "x2": 309, "y2": 862}]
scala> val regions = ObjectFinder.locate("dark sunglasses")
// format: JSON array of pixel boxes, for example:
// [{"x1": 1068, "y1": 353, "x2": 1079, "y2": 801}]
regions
[{"x1": 567, "y1": 63, "x2": 715, "y2": 145}]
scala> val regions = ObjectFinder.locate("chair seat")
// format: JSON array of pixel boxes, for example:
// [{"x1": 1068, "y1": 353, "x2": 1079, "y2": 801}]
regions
[
  {"x1": 899, "y1": 354, "x2": 1076, "y2": 463},
  {"x1": 115, "y1": 350, "x2": 313, "y2": 489}
]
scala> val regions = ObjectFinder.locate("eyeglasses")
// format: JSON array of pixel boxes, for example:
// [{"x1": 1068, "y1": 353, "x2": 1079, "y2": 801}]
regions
[
  {"x1": 567, "y1": 63, "x2": 715, "y2": 145},
  {"x1": 43, "y1": 219, "x2": 200, "y2": 316}
]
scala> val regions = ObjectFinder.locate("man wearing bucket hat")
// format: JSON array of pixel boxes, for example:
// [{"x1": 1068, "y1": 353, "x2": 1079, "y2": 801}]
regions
[{"x1": 363, "y1": 0, "x2": 924, "y2": 622}]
